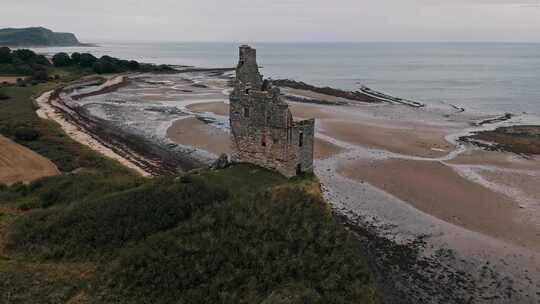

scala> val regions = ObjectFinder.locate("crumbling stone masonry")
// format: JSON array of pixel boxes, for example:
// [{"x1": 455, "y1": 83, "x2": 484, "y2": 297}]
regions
[{"x1": 230, "y1": 45, "x2": 315, "y2": 177}]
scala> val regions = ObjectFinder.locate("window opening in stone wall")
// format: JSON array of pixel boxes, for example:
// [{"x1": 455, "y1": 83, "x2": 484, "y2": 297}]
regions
[
  {"x1": 244, "y1": 107, "x2": 249, "y2": 118},
  {"x1": 261, "y1": 134, "x2": 267, "y2": 147},
  {"x1": 299, "y1": 132, "x2": 304, "y2": 147},
  {"x1": 246, "y1": 88, "x2": 250, "y2": 94}
]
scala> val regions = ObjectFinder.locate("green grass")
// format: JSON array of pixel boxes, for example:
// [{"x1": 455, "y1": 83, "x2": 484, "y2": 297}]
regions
[
  {"x1": 0, "y1": 165, "x2": 379, "y2": 304},
  {"x1": 0, "y1": 75, "x2": 127, "y2": 173},
  {"x1": 0, "y1": 67, "x2": 379, "y2": 303},
  {"x1": 198, "y1": 163, "x2": 288, "y2": 199}
]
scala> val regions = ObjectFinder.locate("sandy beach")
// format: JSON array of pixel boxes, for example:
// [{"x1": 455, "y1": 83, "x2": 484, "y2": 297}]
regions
[
  {"x1": 338, "y1": 158, "x2": 540, "y2": 251},
  {"x1": 35, "y1": 82, "x2": 152, "y2": 177}
]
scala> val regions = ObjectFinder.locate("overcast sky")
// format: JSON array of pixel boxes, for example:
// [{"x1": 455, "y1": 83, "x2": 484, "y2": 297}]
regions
[{"x1": 2, "y1": 0, "x2": 540, "y2": 42}]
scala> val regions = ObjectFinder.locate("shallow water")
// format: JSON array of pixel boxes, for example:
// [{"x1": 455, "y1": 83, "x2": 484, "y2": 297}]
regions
[{"x1": 34, "y1": 42, "x2": 540, "y2": 116}]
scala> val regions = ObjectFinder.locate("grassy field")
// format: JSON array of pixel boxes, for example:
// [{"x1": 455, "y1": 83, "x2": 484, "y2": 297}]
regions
[{"x1": 0, "y1": 67, "x2": 379, "y2": 303}]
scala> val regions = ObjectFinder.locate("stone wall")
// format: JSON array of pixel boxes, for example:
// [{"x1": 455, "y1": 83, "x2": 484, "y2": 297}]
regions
[{"x1": 230, "y1": 45, "x2": 315, "y2": 177}]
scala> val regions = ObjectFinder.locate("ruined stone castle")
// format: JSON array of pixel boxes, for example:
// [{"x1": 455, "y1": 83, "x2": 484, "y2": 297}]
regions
[{"x1": 229, "y1": 45, "x2": 315, "y2": 177}]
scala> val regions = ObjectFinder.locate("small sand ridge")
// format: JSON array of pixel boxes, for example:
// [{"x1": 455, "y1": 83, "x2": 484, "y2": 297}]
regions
[{"x1": 0, "y1": 135, "x2": 59, "y2": 185}]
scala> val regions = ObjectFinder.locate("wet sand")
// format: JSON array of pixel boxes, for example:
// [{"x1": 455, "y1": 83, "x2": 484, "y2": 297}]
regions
[
  {"x1": 167, "y1": 117, "x2": 232, "y2": 156},
  {"x1": 338, "y1": 158, "x2": 540, "y2": 251},
  {"x1": 322, "y1": 120, "x2": 453, "y2": 158},
  {"x1": 0, "y1": 135, "x2": 59, "y2": 185},
  {"x1": 186, "y1": 100, "x2": 344, "y2": 120},
  {"x1": 187, "y1": 101, "x2": 229, "y2": 116},
  {"x1": 449, "y1": 149, "x2": 540, "y2": 171},
  {"x1": 167, "y1": 116, "x2": 344, "y2": 160},
  {"x1": 280, "y1": 87, "x2": 353, "y2": 104},
  {"x1": 313, "y1": 139, "x2": 345, "y2": 160}
]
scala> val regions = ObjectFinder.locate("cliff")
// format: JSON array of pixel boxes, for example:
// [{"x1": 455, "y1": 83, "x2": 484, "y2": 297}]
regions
[{"x1": 0, "y1": 27, "x2": 81, "y2": 46}]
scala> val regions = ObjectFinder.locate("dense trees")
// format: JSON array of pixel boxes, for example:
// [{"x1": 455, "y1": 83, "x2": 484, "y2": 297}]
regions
[
  {"x1": 0, "y1": 47, "x2": 12, "y2": 63},
  {"x1": 0, "y1": 47, "x2": 51, "y2": 80},
  {"x1": 0, "y1": 47, "x2": 174, "y2": 81},
  {"x1": 52, "y1": 52, "x2": 72, "y2": 67}
]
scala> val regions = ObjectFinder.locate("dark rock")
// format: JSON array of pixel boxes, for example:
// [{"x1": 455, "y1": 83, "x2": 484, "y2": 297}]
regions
[{"x1": 211, "y1": 153, "x2": 229, "y2": 169}]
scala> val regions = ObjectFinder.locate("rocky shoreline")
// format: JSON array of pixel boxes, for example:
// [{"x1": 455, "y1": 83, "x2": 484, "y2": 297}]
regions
[
  {"x1": 460, "y1": 125, "x2": 540, "y2": 156},
  {"x1": 274, "y1": 79, "x2": 425, "y2": 107},
  {"x1": 34, "y1": 70, "x2": 540, "y2": 304},
  {"x1": 36, "y1": 77, "x2": 205, "y2": 177}
]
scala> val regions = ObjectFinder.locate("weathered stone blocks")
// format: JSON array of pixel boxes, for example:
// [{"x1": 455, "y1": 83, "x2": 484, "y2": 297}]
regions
[{"x1": 230, "y1": 45, "x2": 315, "y2": 177}]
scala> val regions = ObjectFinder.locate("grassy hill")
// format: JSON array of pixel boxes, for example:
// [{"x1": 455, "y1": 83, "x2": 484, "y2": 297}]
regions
[
  {"x1": 0, "y1": 62, "x2": 380, "y2": 304},
  {"x1": 0, "y1": 27, "x2": 81, "y2": 47}
]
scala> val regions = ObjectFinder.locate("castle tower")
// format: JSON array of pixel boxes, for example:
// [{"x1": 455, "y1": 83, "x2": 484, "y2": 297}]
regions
[{"x1": 229, "y1": 45, "x2": 315, "y2": 177}]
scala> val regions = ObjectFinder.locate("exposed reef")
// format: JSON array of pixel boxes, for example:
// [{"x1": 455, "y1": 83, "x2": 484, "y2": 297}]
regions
[{"x1": 460, "y1": 125, "x2": 540, "y2": 155}]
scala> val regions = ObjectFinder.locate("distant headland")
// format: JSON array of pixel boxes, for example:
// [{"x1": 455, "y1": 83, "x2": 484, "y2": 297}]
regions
[{"x1": 0, "y1": 27, "x2": 91, "y2": 47}]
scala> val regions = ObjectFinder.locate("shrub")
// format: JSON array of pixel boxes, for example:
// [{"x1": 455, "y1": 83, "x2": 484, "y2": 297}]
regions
[
  {"x1": 0, "y1": 92, "x2": 9, "y2": 100},
  {"x1": 92, "y1": 188, "x2": 378, "y2": 304},
  {"x1": 14, "y1": 127, "x2": 40, "y2": 141},
  {"x1": 31, "y1": 69, "x2": 49, "y2": 83},
  {"x1": 71, "y1": 52, "x2": 81, "y2": 64},
  {"x1": 39, "y1": 189, "x2": 62, "y2": 208},
  {"x1": 6, "y1": 177, "x2": 229, "y2": 259},
  {"x1": 0, "y1": 46, "x2": 12, "y2": 63},
  {"x1": 13, "y1": 49, "x2": 37, "y2": 63},
  {"x1": 10, "y1": 182, "x2": 28, "y2": 196},
  {"x1": 79, "y1": 53, "x2": 98, "y2": 68},
  {"x1": 52, "y1": 52, "x2": 72, "y2": 67},
  {"x1": 34, "y1": 55, "x2": 51, "y2": 66}
]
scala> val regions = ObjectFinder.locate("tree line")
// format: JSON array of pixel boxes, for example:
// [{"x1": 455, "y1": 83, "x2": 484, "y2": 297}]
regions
[{"x1": 0, "y1": 47, "x2": 175, "y2": 85}]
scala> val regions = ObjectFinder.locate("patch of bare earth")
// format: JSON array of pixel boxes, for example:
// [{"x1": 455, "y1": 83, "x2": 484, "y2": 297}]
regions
[
  {"x1": 0, "y1": 77, "x2": 26, "y2": 84},
  {"x1": 338, "y1": 158, "x2": 540, "y2": 251},
  {"x1": 0, "y1": 135, "x2": 59, "y2": 186}
]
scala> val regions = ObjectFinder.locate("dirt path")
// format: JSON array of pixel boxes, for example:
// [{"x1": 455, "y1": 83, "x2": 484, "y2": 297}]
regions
[{"x1": 0, "y1": 135, "x2": 59, "y2": 185}]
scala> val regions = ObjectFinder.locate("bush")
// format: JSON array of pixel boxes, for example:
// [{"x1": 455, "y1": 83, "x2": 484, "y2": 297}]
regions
[
  {"x1": 6, "y1": 177, "x2": 229, "y2": 259},
  {"x1": 52, "y1": 52, "x2": 72, "y2": 67},
  {"x1": 34, "y1": 55, "x2": 51, "y2": 66},
  {"x1": 14, "y1": 127, "x2": 41, "y2": 141},
  {"x1": 71, "y1": 52, "x2": 81, "y2": 64},
  {"x1": 14, "y1": 127, "x2": 40, "y2": 141},
  {"x1": 0, "y1": 92, "x2": 9, "y2": 100},
  {"x1": 31, "y1": 69, "x2": 49, "y2": 83},
  {"x1": 79, "y1": 53, "x2": 98, "y2": 68},
  {"x1": 13, "y1": 49, "x2": 37, "y2": 63},
  {"x1": 92, "y1": 188, "x2": 378, "y2": 304},
  {"x1": 0, "y1": 46, "x2": 12, "y2": 63}
]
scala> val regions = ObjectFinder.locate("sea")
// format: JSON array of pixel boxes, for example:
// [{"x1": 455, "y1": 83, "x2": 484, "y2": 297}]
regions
[{"x1": 33, "y1": 42, "x2": 540, "y2": 116}]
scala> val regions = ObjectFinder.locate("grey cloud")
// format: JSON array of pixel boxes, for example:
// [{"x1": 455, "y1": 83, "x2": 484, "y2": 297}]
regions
[{"x1": 0, "y1": 0, "x2": 538, "y2": 42}]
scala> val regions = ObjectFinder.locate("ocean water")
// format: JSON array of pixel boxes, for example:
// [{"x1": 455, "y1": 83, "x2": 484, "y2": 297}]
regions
[{"x1": 35, "y1": 42, "x2": 540, "y2": 115}]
